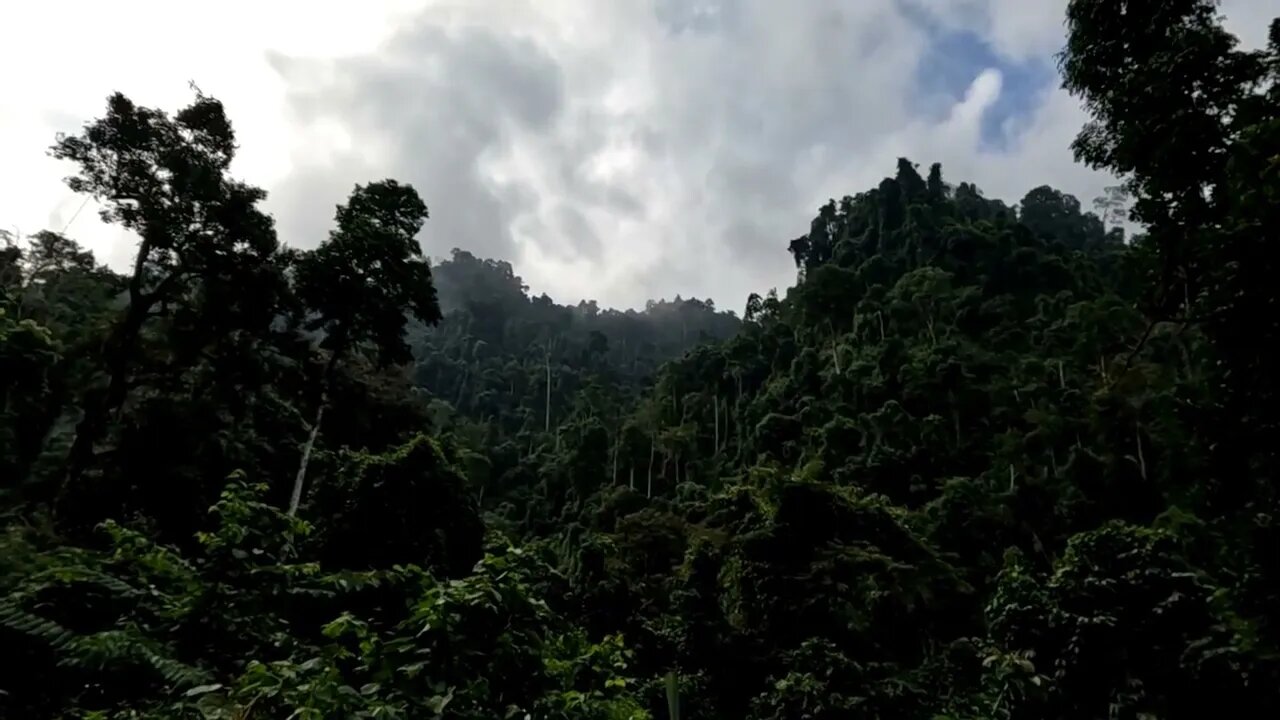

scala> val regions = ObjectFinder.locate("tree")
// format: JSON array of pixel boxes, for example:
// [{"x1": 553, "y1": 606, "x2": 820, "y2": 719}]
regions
[
  {"x1": 1091, "y1": 184, "x2": 1129, "y2": 231},
  {"x1": 1061, "y1": 1, "x2": 1280, "y2": 503},
  {"x1": 1018, "y1": 185, "x2": 1105, "y2": 249},
  {"x1": 0, "y1": 232, "x2": 119, "y2": 491},
  {"x1": 51, "y1": 90, "x2": 282, "y2": 502},
  {"x1": 0, "y1": 311, "x2": 58, "y2": 487},
  {"x1": 289, "y1": 179, "x2": 443, "y2": 515},
  {"x1": 6, "y1": 11, "x2": 1280, "y2": 715},
  {"x1": 1059, "y1": 0, "x2": 1270, "y2": 309}
]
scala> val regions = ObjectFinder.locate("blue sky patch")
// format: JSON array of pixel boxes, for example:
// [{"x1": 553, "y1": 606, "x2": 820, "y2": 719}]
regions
[{"x1": 911, "y1": 24, "x2": 1056, "y2": 151}]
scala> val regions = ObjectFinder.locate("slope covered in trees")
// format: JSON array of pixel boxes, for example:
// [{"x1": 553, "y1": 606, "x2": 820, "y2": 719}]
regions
[{"x1": 1, "y1": 1, "x2": 1278, "y2": 718}]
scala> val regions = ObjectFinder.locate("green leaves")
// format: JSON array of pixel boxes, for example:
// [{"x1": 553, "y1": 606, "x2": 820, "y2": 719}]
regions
[
  {"x1": 1, "y1": 474, "x2": 648, "y2": 719},
  {"x1": 309, "y1": 434, "x2": 483, "y2": 575},
  {"x1": 296, "y1": 179, "x2": 442, "y2": 368},
  {"x1": 1, "y1": 6, "x2": 1277, "y2": 718}
]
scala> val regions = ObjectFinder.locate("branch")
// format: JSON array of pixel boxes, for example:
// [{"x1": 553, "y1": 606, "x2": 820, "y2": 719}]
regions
[{"x1": 1121, "y1": 320, "x2": 1158, "y2": 372}]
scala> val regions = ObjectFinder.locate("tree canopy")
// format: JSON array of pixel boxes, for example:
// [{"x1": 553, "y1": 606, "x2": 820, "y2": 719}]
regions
[{"x1": 2, "y1": 2, "x2": 1278, "y2": 718}]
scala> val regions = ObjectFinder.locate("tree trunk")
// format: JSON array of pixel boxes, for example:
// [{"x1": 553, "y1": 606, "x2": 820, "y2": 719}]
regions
[
  {"x1": 454, "y1": 367, "x2": 469, "y2": 408},
  {"x1": 289, "y1": 343, "x2": 343, "y2": 518},
  {"x1": 829, "y1": 320, "x2": 842, "y2": 375},
  {"x1": 714, "y1": 394, "x2": 720, "y2": 455},
  {"x1": 1135, "y1": 421, "x2": 1148, "y2": 481},
  {"x1": 289, "y1": 401, "x2": 326, "y2": 516},
  {"x1": 611, "y1": 433, "x2": 619, "y2": 484},
  {"x1": 722, "y1": 398, "x2": 730, "y2": 453},
  {"x1": 647, "y1": 436, "x2": 656, "y2": 498},
  {"x1": 544, "y1": 349, "x2": 552, "y2": 433},
  {"x1": 62, "y1": 299, "x2": 148, "y2": 500}
]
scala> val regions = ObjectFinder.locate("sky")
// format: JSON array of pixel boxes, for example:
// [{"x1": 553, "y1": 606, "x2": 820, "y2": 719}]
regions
[{"x1": 1, "y1": 0, "x2": 1273, "y2": 312}]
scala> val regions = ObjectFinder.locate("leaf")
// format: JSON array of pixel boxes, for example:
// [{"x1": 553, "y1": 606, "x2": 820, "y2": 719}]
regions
[
  {"x1": 425, "y1": 688, "x2": 454, "y2": 715},
  {"x1": 184, "y1": 683, "x2": 224, "y2": 697}
]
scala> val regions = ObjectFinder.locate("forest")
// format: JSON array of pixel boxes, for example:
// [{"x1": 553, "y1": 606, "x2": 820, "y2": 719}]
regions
[{"x1": 1, "y1": 1, "x2": 1278, "y2": 718}]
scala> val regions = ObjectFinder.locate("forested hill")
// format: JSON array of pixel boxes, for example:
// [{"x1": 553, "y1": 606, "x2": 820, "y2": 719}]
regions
[
  {"x1": 2, "y1": 2, "x2": 1279, "y2": 719},
  {"x1": 414, "y1": 247, "x2": 739, "y2": 440},
  {"x1": 409, "y1": 248, "x2": 740, "y2": 527}
]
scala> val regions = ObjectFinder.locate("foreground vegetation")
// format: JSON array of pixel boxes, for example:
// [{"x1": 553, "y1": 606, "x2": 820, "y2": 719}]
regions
[{"x1": 2, "y1": 2, "x2": 1278, "y2": 718}]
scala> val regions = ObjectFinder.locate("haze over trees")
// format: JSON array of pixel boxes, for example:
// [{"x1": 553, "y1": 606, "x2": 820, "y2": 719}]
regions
[{"x1": 2, "y1": 1, "x2": 1278, "y2": 718}]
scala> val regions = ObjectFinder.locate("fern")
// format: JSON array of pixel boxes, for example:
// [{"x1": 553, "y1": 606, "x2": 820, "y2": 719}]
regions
[
  {"x1": 144, "y1": 651, "x2": 214, "y2": 688},
  {"x1": 0, "y1": 599, "x2": 76, "y2": 650},
  {"x1": 58, "y1": 629, "x2": 214, "y2": 688}
]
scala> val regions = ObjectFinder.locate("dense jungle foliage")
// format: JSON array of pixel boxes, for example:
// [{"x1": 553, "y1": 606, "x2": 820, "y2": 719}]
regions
[{"x1": 2, "y1": 1, "x2": 1278, "y2": 718}]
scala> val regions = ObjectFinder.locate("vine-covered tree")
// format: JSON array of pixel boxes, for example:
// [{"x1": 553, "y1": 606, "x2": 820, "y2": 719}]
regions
[{"x1": 289, "y1": 180, "x2": 442, "y2": 515}]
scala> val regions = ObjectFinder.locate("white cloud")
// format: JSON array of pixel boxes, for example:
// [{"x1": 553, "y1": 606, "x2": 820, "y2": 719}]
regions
[{"x1": 0, "y1": 0, "x2": 1270, "y2": 310}]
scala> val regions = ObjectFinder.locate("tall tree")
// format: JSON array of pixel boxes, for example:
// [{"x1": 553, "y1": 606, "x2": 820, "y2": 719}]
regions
[
  {"x1": 1061, "y1": 1, "x2": 1280, "y2": 498},
  {"x1": 289, "y1": 179, "x2": 442, "y2": 515},
  {"x1": 51, "y1": 90, "x2": 280, "y2": 502}
]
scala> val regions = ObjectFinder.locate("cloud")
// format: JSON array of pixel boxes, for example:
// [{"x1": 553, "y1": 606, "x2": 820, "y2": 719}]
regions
[
  {"x1": 265, "y1": 21, "x2": 566, "y2": 264},
  {"x1": 0, "y1": 0, "x2": 1271, "y2": 311}
]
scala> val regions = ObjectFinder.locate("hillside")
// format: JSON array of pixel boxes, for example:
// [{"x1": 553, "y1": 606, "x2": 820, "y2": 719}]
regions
[{"x1": 2, "y1": 2, "x2": 1278, "y2": 719}]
